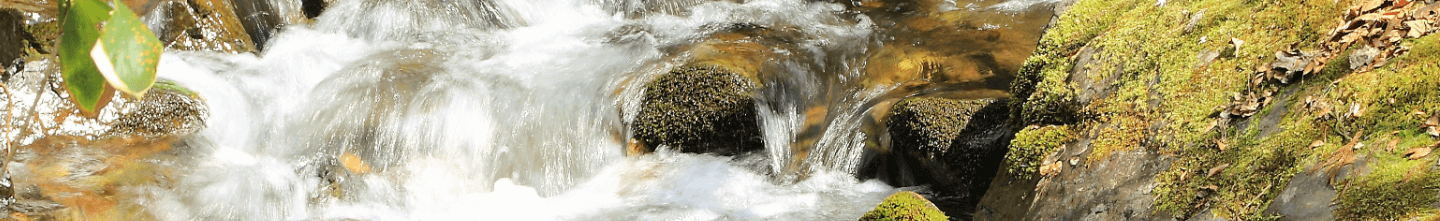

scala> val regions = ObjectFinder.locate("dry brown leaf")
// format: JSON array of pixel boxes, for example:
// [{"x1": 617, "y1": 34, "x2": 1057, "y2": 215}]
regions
[
  {"x1": 1204, "y1": 120, "x2": 1219, "y2": 132},
  {"x1": 1201, "y1": 184, "x2": 1220, "y2": 191},
  {"x1": 1207, "y1": 163, "x2": 1231, "y2": 177},
  {"x1": 1396, "y1": 0, "x2": 1413, "y2": 9},
  {"x1": 1216, "y1": 139, "x2": 1229, "y2": 151},
  {"x1": 1231, "y1": 38, "x2": 1245, "y2": 54},
  {"x1": 341, "y1": 152, "x2": 373, "y2": 174},
  {"x1": 1409, "y1": 20, "x2": 1433, "y2": 38},
  {"x1": 1405, "y1": 147, "x2": 1432, "y2": 160},
  {"x1": 1426, "y1": 113, "x2": 1439, "y2": 127},
  {"x1": 1412, "y1": 110, "x2": 1426, "y2": 116},
  {"x1": 1311, "y1": 140, "x2": 1326, "y2": 149},
  {"x1": 1389, "y1": 138, "x2": 1401, "y2": 151},
  {"x1": 1039, "y1": 162, "x2": 1062, "y2": 177}
]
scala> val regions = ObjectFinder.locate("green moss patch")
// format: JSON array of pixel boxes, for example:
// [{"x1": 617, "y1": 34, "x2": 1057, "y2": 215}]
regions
[
  {"x1": 1003, "y1": 125, "x2": 1073, "y2": 180},
  {"x1": 860, "y1": 191, "x2": 949, "y2": 221}
]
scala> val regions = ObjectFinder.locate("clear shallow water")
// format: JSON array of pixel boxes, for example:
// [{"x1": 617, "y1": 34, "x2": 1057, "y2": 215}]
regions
[{"x1": 135, "y1": 0, "x2": 1058, "y2": 220}]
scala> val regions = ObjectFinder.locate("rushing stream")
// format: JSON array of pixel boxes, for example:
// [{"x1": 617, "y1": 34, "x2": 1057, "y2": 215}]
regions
[{"x1": 74, "y1": 0, "x2": 1065, "y2": 219}]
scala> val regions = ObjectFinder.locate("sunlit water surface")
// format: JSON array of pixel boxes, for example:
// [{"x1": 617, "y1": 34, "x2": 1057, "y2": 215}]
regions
[{"x1": 137, "y1": 0, "x2": 1058, "y2": 219}]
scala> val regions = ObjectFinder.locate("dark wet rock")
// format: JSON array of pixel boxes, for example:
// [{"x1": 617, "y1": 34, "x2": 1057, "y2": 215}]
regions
[
  {"x1": 1263, "y1": 170, "x2": 1340, "y2": 221},
  {"x1": 0, "y1": 9, "x2": 28, "y2": 69},
  {"x1": 1022, "y1": 147, "x2": 1175, "y2": 221},
  {"x1": 303, "y1": 0, "x2": 329, "y2": 19},
  {"x1": 228, "y1": 0, "x2": 283, "y2": 51},
  {"x1": 865, "y1": 96, "x2": 1012, "y2": 219},
  {"x1": 632, "y1": 65, "x2": 763, "y2": 155},
  {"x1": 142, "y1": 0, "x2": 258, "y2": 53},
  {"x1": 860, "y1": 191, "x2": 949, "y2": 221}
]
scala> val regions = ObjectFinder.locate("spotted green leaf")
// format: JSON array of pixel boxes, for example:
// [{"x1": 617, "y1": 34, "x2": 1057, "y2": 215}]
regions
[
  {"x1": 93, "y1": 0, "x2": 161, "y2": 98},
  {"x1": 58, "y1": 0, "x2": 113, "y2": 115}
]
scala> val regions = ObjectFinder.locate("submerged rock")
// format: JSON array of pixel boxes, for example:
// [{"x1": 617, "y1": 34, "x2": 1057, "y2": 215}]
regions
[
  {"x1": 632, "y1": 65, "x2": 763, "y2": 155},
  {"x1": 864, "y1": 96, "x2": 1012, "y2": 218},
  {"x1": 860, "y1": 191, "x2": 949, "y2": 221}
]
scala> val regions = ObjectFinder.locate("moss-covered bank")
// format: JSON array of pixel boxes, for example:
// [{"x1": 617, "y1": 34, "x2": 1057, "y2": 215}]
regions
[{"x1": 995, "y1": 0, "x2": 1440, "y2": 219}]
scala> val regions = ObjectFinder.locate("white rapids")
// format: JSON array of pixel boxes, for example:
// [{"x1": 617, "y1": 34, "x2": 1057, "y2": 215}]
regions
[{"x1": 128, "y1": 0, "x2": 1058, "y2": 220}]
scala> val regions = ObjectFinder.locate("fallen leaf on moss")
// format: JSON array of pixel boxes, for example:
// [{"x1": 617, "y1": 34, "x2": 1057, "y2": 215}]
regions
[
  {"x1": 1230, "y1": 37, "x2": 1244, "y2": 55},
  {"x1": 1388, "y1": 130, "x2": 1402, "y2": 151},
  {"x1": 1207, "y1": 163, "x2": 1230, "y2": 177},
  {"x1": 1201, "y1": 184, "x2": 1219, "y2": 191},
  {"x1": 1405, "y1": 147, "x2": 1431, "y2": 160},
  {"x1": 1216, "y1": 139, "x2": 1229, "y2": 151},
  {"x1": 1348, "y1": 103, "x2": 1366, "y2": 119},
  {"x1": 1311, "y1": 140, "x2": 1326, "y2": 149},
  {"x1": 1427, "y1": 113, "x2": 1439, "y2": 137}
]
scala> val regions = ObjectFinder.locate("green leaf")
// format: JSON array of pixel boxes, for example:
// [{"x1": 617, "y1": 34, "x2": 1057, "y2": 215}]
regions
[
  {"x1": 93, "y1": 0, "x2": 161, "y2": 98},
  {"x1": 58, "y1": 0, "x2": 112, "y2": 114}
]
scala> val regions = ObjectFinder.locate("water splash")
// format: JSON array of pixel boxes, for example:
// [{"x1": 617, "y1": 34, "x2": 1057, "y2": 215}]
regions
[{"x1": 143, "y1": 0, "x2": 900, "y2": 219}]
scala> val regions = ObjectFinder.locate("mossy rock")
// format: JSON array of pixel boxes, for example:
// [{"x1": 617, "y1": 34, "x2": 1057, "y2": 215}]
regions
[
  {"x1": 632, "y1": 65, "x2": 763, "y2": 155},
  {"x1": 863, "y1": 96, "x2": 1011, "y2": 218},
  {"x1": 860, "y1": 191, "x2": 949, "y2": 221},
  {"x1": 108, "y1": 81, "x2": 209, "y2": 137}
]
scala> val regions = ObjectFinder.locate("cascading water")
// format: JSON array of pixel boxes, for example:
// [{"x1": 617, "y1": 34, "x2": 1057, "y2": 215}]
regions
[{"x1": 100, "y1": 0, "x2": 1062, "y2": 220}]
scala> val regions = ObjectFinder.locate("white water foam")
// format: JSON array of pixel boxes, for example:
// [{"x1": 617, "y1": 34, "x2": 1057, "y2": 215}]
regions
[{"x1": 142, "y1": 0, "x2": 900, "y2": 220}]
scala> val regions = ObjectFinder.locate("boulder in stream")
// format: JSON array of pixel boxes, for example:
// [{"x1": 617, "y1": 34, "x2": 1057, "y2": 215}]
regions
[
  {"x1": 632, "y1": 65, "x2": 763, "y2": 155},
  {"x1": 864, "y1": 96, "x2": 1012, "y2": 218}
]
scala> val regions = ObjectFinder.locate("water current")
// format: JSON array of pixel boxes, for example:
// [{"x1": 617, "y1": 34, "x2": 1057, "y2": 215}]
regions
[{"x1": 119, "y1": 0, "x2": 1059, "y2": 219}]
